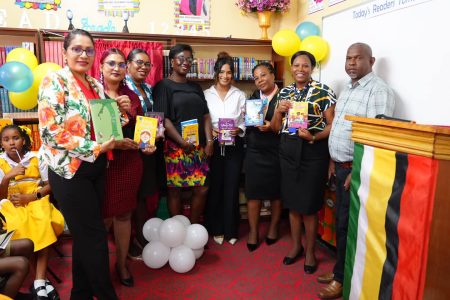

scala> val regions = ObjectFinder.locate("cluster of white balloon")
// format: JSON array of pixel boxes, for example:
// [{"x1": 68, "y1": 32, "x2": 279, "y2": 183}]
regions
[{"x1": 142, "y1": 215, "x2": 208, "y2": 273}]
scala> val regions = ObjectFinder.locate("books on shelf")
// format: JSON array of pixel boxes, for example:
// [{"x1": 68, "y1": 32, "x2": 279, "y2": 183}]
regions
[
  {"x1": 145, "y1": 111, "x2": 165, "y2": 139},
  {"x1": 134, "y1": 115, "x2": 158, "y2": 148},
  {"x1": 218, "y1": 118, "x2": 235, "y2": 145},
  {"x1": 288, "y1": 101, "x2": 308, "y2": 130},
  {"x1": 89, "y1": 99, "x2": 124, "y2": 143},
  {"x1": 245, "y1": 99, "x2": 264, "y2": 126},
  {"x1": 0, "y1": 230, "x2": 15, "y2": 251},
  {"x1": 0, "y1": 88, "x2": 38, "y2": 115},
  {"x1": 181, "y1": 119, "x2": 199, "y2": 146}
]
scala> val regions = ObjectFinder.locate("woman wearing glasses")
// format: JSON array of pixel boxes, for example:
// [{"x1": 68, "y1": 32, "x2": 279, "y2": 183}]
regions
[
  {"x1": 38, "y1": 29, "x2": 128, "y2": 299},
  {"x1": 99, "y1": 48, "x2": 155, "y2": 287},
  {"x1": 125, "y1": 49, "x2": 163, "y2": 259},
  {"x1": 153, "y1": 44, "x2": 214, "y2": 224}
]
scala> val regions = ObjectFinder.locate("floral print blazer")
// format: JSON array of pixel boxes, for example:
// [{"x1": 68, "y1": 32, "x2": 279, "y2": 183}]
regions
[{"x1": 38, "y1": 66, "x2": 127, "y2": 179}]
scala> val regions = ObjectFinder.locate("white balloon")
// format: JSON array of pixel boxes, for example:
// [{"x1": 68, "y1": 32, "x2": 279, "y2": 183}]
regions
[
  {"x1": 184, "y1": 224, "x2": 208, "y2": 249},
  {"x1": 169, "y1": 245, "x2": 196, "y2": 273},
  {"x1": 172, "y1": 215, "x2": 191, "y2": 227},
  {"x1": 159, "y1": 218, "x2": 186, "y2": 248},
  {"x1": 142, "y1": 241, "x2": 170, "y2": 269},
  {"x1": 192, "y1": 247, "x2": 204, "y2": 260},
  {"x1": 143, "y1": 218, "x2": 163, "y2": 242}
]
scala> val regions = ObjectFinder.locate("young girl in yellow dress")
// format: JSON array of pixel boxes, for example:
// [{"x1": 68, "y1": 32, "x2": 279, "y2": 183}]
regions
[{"x1": 0, "y1": 124, "x2": 64, "y2": 300}]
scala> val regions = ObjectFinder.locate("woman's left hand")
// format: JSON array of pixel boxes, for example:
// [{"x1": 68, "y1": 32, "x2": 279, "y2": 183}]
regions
[
  {"x1": 257, "y1": 121, "x2": 271, "y2": 132},
  {"x1": 116, "y1": 95, "x2": 132, "y2": 113},
  {"x1": 205, "y1": 141, "x2": 214, "y2": 157},
  {"x1": 298, "y1": 128, "x2": 313, "y2": 141},
  {"x1": 229, "y1": 127, "x2": 242, "y2": 137},
  {"x1": 10, "y1": 193, "x2": 34, "y2": 207},
  {"x1": 141, "y1": 145, "x2": 157, "y2": 155}
]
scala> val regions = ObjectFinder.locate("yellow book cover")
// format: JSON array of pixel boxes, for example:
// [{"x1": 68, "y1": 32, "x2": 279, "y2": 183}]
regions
[
  {"x1": 134, "y1": 116, "x2": 158, "y2": 148},
  {"x1": 181, "y1": 119, "x2": 199, "y2": 146}
]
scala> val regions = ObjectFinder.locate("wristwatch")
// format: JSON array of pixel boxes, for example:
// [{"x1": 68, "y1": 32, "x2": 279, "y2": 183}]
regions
[{"x1": 309, "y1": 135, "x2": 316, "y2": 144}]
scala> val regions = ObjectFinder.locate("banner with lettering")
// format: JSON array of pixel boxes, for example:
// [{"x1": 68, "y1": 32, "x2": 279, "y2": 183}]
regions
[{"x1": 174, "y1": 0, "x2": 211, "y2": 31}]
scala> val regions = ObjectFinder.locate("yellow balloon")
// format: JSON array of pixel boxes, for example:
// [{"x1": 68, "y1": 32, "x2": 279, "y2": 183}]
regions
[
  {"x1": 6, "y1": 48, "x2": 38, "y2": 70},
  {"x1": 9, "y1": 85, "x2": 38, "y2": 110},
  {"x1": 25, "y1": 2, "x2": 32, "y2": 8},
  {"x1": 32, "y1": 63, "x2": 62, "y2": 91},
  {"x1": 299, "y1": 36, "x2": 329, "y2": 62},
  {"x1": 272, "y1": 29, "x2": 301, "y2": 57}
]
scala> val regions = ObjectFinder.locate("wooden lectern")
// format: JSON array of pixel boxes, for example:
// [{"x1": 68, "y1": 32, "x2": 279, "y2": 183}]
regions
[{"x1": 343, "y1": 116, "x2": 450, "y2": 300}]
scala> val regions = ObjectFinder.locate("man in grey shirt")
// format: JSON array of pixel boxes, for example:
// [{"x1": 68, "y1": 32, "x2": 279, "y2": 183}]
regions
[{"x1": 317, "y1": 43, "x2": 395, "y2": 299}]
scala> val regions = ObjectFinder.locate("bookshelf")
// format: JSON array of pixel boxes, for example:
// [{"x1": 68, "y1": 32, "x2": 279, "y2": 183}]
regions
[{"x1": 38, "y1": 29, "x2": 285, "y2": 96}]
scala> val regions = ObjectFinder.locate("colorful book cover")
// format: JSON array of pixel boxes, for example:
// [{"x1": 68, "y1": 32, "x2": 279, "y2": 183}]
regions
[
  {"x1": 181, "y1": 119, "x2": 199, "y2": 146},
  {"x1": 89, "y1": 99, "x2": 124, "y2": 143},
  {"x1": 134, "y1": 116, "x2": 158, "y2": 148},
  {"x1": 288, "y1": 101, "x2": 308, "y2": 129},
  {"x1": 145, "y1": 111, "x2": 165, "y2": 138},
  {"x1": 245, "y1": 99, "x2": 264, "y2": 126},
  {"x1": 218, "y1": 118, "x2": 235, "y2": 144}
]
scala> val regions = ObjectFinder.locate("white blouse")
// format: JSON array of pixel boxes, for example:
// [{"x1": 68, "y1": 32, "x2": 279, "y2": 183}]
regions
[{"x1": 203, "y1": 85, "x2": 246, "y2": 137}]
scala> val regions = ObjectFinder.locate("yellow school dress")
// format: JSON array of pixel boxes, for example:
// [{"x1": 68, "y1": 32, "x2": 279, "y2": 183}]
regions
[{"x1": 0, "y1": 152, "x2": 64, "y2": 251}]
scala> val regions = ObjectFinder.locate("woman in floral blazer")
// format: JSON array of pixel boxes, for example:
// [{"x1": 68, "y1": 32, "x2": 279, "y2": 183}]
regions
[{"x1": 38, "y1": 29, "x2": 130, "y2": 300}]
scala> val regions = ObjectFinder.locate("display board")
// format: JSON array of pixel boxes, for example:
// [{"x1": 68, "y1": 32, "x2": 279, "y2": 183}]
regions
[{"x1": 320, "y1": 0, "x2": 450, "y2": 126}]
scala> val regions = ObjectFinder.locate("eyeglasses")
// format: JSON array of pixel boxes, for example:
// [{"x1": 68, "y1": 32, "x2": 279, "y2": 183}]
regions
[
  {"x1": 132, "y1": 60, "x2": 152, "y2": 68},
  {"x1": 70, "y1": 46, "x2": 95, "y2": 57},
  {"x1": 104, "y1": 60, "x2": 127, "y2": 69},
  {"x1": 175, "y1": 55, "x2": 194, "y2": 64}
]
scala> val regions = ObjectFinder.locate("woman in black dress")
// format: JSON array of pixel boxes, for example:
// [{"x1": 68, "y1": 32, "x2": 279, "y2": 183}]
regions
[
  {"x1": 271, "y1": 51, "x2": 336, "y2": 273},
  {"x1": 245, "y1": 62, "x2": 282, "y2": 252}
]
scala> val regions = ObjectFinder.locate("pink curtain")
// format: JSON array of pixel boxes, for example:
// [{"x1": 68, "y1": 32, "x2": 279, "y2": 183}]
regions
[{"x1": 89, "y1": 39, "x2": 164, "y2": 87}]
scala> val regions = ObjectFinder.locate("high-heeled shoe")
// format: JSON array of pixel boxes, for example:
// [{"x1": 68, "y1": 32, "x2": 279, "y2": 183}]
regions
[
  {"x1": 282, "y1": 247, "x2": 304, "y2": 265},
  {"x1": 265, "y1": 236, "x2": 278, "y2": 246},
  {"x1": 247, "y1": 237, "x2": 259, "y2": 252},
  {"x1": 304, "y1": 263, "x2": 318, "y2": 274},
  {"x1": 116, "y1": 264, "x2": 134, "y2": 287}
]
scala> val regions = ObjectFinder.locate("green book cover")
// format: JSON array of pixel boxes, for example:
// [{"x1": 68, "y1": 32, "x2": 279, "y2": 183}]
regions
[{"x1": 89, "y1": 99, "x2": 124, "y2": 143}]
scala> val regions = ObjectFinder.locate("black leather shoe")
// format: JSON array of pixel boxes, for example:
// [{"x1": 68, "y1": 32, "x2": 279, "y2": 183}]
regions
[
  {"x1": 282, "y1": 247, "x2": 304, "y2": 265},
  {"x1": 45, "y1": 280, "x2": 60, "y2": 300},
  {"x1": 30, "y1": 285, "x2": 48, "y2": 300},
  {"x1": 247, "y1": 242, "x2": 258, "y2": 252},
  {"x1": 304, "y1": 263, "x2": 318, "y2": 274},
  {"x1": 265, "y1": 237, "x2": 278, "y2": 246},
  {"x1": 116, "y1": 265, "x2": 134, "y2": 287}
]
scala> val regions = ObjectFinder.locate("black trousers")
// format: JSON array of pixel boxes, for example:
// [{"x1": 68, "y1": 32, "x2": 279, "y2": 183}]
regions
[
  {"x1": 49, "y1": 155, "x2": 118, "y2": 300},
  {"x1": 332, "y1": 163, "x2": 352, "y2": 284},
  {"x1": 205, "y1": 138, "x2": 245, "y2": 240}
]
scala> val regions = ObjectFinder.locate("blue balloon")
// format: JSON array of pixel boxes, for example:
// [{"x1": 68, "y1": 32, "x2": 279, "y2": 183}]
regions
[
  {"x1": 0, "y1": 61, "x2": 34, "y2": 93},
  {"x1": 295, "y1": 21, "x2": 321, "y2": 40}
]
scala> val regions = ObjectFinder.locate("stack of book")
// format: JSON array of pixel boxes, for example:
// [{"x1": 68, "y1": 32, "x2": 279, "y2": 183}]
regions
[{"x1": 0, "y1": 88, "x2": 38, "y2": 119}]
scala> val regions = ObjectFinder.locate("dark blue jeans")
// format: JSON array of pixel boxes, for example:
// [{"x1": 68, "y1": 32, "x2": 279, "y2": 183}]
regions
[{"x1": 332, "y1": 163, "x2": 352, "y2": 284}]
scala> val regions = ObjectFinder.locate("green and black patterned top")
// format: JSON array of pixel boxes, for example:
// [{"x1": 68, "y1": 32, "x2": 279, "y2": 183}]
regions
[{"x1": 277, "y1": 79, "x2": 336, "y2": 135}]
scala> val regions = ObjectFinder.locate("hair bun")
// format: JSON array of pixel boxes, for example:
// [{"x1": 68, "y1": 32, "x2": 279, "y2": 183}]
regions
[{"x1": 217, "y1": 51, "x2": 232, "y2": 60}]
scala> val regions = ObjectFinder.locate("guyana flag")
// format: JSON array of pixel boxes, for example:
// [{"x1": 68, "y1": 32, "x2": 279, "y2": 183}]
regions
[{"x1": 344, "y1": 143, "x2": 438, "y2": 300}]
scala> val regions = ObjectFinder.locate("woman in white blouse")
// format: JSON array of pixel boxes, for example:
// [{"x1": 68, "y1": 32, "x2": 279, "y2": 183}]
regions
[{"x1": 204, "y1": 52, "x2": 246, "y2": 245}]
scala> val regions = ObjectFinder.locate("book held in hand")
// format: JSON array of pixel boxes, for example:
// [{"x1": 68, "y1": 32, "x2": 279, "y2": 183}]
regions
[
  {"x1": 288, "y1": 101, "x2": 308, "y2": 129},
  {"x1": 218, "y1": 118, "x2": 235, "y2": 145},
  {"x1": 0, "y1": 230, "x2": 15, "y2": 251},
  {"x1": 89, "y1": 99, "x2": 124, "y2": 143},
  {"x1": 245, "y1": 99, "x2": 264, "y2": 126},
  {"x1": 145, "y1": 111, "x2": 165, "y2": 139},
  {"x1": 134, "y1": 116, "x2": 158, "y2": 148},
  {"x1": 181, "y1": 119, "x2": 199, "y2": 146}
]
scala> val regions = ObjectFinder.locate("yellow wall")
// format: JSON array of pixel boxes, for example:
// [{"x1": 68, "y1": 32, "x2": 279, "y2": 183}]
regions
[{"x1": 0, "y1": 1, "x2": 298, "y2": 40}]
